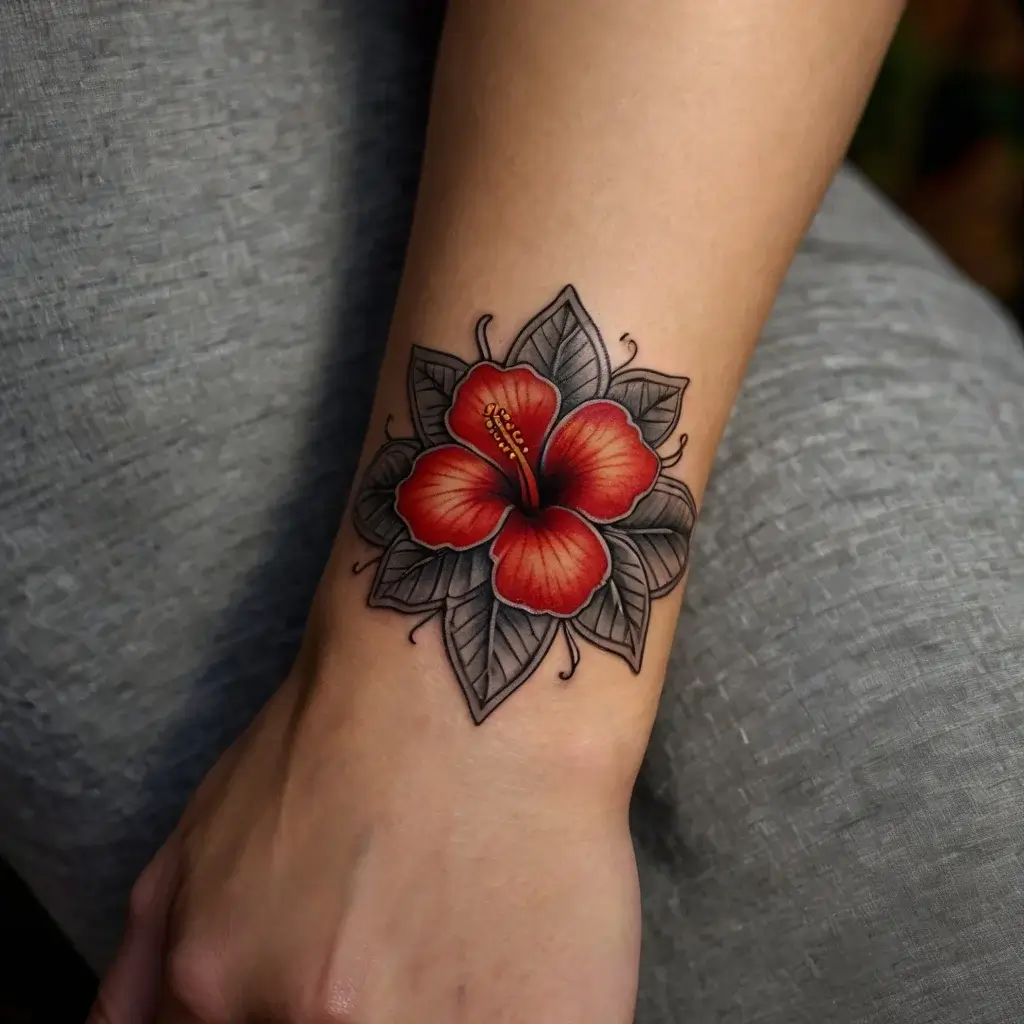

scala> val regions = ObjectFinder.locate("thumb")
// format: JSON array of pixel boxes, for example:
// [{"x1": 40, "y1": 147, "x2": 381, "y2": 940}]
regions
[{"x1": 88, "y1": 838, "x2": 181, "y2": 1024}]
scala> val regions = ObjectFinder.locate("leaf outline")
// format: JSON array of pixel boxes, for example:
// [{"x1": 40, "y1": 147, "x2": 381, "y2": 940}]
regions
[{"x1": 505, "y1": 285, "x2": 611, "y2": 413}]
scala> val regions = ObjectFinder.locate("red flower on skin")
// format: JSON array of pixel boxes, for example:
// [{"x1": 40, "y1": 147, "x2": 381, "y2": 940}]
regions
[{"x1": 395, "y1": 362, "x2": 660, "y2": 617}]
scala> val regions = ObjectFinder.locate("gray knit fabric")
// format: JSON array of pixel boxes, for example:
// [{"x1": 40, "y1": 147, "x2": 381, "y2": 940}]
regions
[{"x1": 1, "y1": 2, "x2": 1022, "y2": 1021}]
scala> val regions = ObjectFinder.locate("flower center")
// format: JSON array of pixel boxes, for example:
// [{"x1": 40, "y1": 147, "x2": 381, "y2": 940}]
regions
[{"x1": 484, "y1": 403, "x2": 541, "y2": 511}]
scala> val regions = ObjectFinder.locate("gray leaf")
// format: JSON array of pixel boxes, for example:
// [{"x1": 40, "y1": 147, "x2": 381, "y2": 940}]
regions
[
  {"x1": 573, "y1": 533, "x2": 650, "y2": 672},
  {"x1": 505, "y1": 285, "x2": 611, "y2": 413},
  {"x1": 607, "y1": 369, "x2": 689, "y2": 449},
  {"x1": 407, "y1": 345, "x2": 469, "y2": 446},
  {"x1": 443, "y1": 588, "x2": 559, "y2": 723},
  {"x1": 615, "y1": 475, "x2": 697, "y2": 598},
  {"x1": 369, "y1": 537, "x2": 490, "y2": 613},
  {"x1": 449, "y1": 546, "x2": 493, "y2": 600},
  {"x1": 353, "y1": 438, "x2": 421, "y2": 547}
]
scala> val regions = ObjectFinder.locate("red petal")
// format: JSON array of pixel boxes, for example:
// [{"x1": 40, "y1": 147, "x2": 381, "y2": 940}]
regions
[
  {"x1": 542, "y1": 400, "x2": 660, "y2": 522},
  {"x1": 395, "y1": 446, "x2": 513, "y2": 550},
  {"x1": 490, "y1": 507, "x2": 610, "y2": 617},
  {"x1": 446, "y1": 362, "x2": 559, "y2": 480}
]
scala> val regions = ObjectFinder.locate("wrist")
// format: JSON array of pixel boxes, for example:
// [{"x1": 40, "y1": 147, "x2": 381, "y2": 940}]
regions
[{"x1": 294, "y1": 578, "x2": 654, "y2": 816}]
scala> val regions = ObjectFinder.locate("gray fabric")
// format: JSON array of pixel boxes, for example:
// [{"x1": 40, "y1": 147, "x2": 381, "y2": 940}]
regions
[
  {"x1": 637, "y1": 198, "x2": 1024, "y2": 1021},
  {"x1": 1, "y1": 2, "x2": 1022, "y2": 1022},
  {"x1": 1, "y1": 0, "x2": 441, "y2": 967}
]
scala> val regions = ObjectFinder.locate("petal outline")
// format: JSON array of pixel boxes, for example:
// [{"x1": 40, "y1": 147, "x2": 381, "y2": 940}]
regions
[
  {"x1": 489, "y1": 507, "x2": 611, "y2": 617},
  {"x1": 395, "y1": 445, "x2": 514, "y2": 551}
]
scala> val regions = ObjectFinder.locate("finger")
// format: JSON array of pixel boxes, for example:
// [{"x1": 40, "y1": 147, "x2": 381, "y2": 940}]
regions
[{"x1": 88, "y1": 839, "x2": 181, "y2": 1024}]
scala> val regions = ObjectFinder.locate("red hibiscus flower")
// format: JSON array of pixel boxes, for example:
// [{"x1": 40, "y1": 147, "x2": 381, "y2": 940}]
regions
[{"x1": 395, "y1": 362, "x2": 660, "y2": 617}]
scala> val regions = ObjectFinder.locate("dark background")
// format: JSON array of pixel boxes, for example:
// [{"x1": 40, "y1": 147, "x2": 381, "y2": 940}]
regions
[
  {"x1": 851, "y1": 0, "x2": 1024, "y2": 323},
  {"x1": 2, "y1": 1, "x2": 1022, "y2": 1020}
]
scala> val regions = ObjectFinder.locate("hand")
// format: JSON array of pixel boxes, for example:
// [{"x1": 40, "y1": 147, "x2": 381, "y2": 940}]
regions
[{"x1": 89, "y1": 642, "x2": 642, "y2": 1024}]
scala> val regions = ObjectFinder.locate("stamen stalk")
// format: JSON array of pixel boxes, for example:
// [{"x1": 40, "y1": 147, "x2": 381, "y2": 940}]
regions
[{"x1": 484, "y1": 403, "x2": 540, "y2": 510}]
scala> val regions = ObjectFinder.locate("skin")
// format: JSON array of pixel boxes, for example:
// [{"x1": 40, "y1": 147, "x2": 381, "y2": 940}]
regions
[{"x1": 90, "y1": 1, "x2": 905, "y2": 1021}]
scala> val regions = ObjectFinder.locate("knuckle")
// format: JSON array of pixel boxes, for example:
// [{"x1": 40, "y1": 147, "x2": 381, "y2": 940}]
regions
[
  {"x1": 163, "y1": 939, "x2": 231, "y2": 1023},
  {"x1": 127, "y1": 841, "x2": 179, "y2": 922}
]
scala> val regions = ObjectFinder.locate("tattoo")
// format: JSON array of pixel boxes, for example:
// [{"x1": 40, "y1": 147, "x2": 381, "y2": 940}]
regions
[{"x1": 353, "y1": 285, "x2": 696, "y2": 723}]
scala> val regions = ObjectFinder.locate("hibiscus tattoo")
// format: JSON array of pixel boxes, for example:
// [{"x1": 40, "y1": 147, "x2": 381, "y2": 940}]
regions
[{"x1": 353, "y1": 285, "x2": 696, "y2": 723}]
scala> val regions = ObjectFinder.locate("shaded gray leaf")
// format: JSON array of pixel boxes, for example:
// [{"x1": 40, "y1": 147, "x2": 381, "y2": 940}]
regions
[
  {"x1": 407, "y1": 345, "x2": 468, "y2": 446},
  {"x1": 443, "y1": 588, "x2": 559, "y2": 723},
  {"x1": 614, "y1": 476, "x2": 697, "y2": 598},
  {"x1": 370, "y1": 538, "x2": 490, "y2": 613},
  {"x1": 449, "y1": 546, "x2": 493, "y2": 600},
  {"x1": 573, "y1": 533, "x2": 650, "y2": 672},
  {"x1": 607, "y1": 369, "x2": 689, "y2": 449},
  {"x1": 505, "y1": 285, "x2": 611, "y2": 413},
  {"x1": 353, "y1": 438, "x2": 421, "y2": 547}
]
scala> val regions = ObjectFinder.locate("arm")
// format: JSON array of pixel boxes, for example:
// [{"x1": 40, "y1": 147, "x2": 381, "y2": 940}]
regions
[
  {"x1": 321, "y1": 0, "x2": 902, "y2": 782},
  {"x1": 93, "y1": 2, "x2": 904, "y2": 1022},
  {"x1": 323, "y1": 0, "x2": 901, "y2": 757}
]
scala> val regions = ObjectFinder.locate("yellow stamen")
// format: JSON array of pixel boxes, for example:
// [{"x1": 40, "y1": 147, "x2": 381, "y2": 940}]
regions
[{"x1": 483, "y1": 403, "x2": 540, "y2": 510}]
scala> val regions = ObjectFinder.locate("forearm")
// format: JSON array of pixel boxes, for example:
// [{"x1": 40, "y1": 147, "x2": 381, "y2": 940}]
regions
[{"x1": 308, "y1": 0, "x2": 903, "y2": 793}]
